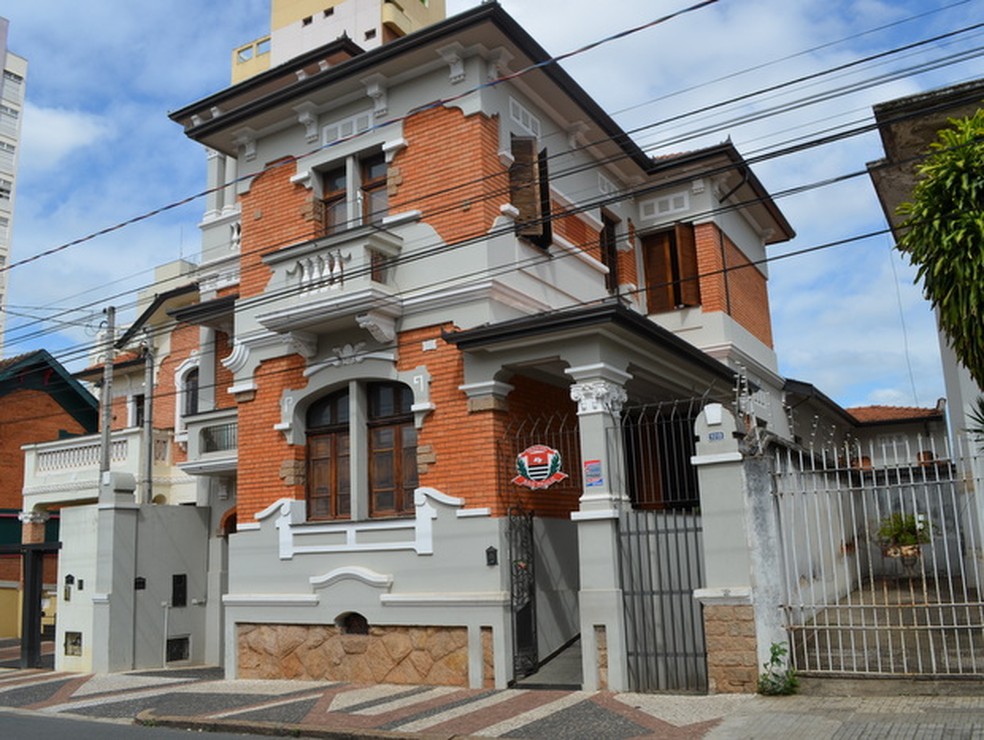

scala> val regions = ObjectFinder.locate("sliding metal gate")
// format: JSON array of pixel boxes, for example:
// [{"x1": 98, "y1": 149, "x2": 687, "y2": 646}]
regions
[
  {"x1": 616, "y1": 400, "x2": 707, "y2": 693},
  {"x1": 774, "y1": 434, "x2": 984, "y2": 676}
]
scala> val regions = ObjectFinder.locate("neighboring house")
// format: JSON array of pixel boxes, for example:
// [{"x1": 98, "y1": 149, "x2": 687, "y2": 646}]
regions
[
  {"x1": 867, "y1": 78, "x2": 984, "y2": 438},
  {"x1": 0, "y1": 17, "x2": 27, "y2": 357},
  {"x1": 25, "y1": 0, "x2": 983, "y2": 695},
  {"x1": 0, "y1": 350, "x2": 97, "y2": 637}
]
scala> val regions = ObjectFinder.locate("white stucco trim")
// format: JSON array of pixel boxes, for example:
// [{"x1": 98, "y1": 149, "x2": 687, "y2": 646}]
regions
[
  {"x1": 693, "y1": 586, "x2": 753, "y2": 606},
  {"x1": 309, "y1": 566, "x2": 393, "y2": 591},
  {"x1": 380, "y1": 592, "x2": 509, "y2": 607},
  {"x1": 456, "y1": 508, "x2": 491, "y2": 518},
  {"x1": 570, "y1": 509, "x2": 619, "y2": 521},
  {"x1": 222, "y1": 594, "x2": 319, "y2": 607},
  {"x1": 690, "y1": 452, "x2": 744, "y2": 466}
]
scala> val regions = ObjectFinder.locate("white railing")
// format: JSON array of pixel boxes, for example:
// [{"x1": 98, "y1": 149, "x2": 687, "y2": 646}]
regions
[
  {"x1": 22, "y1": 429, "x2": 178, "y2": 506},
  {"x1": 288, "y1": 247, "x2": 349, "y2": 293}
]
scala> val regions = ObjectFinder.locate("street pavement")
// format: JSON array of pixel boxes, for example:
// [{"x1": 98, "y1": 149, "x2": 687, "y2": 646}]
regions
[{"x1": 3, "y1": 640, "x2": 984, "y2": 738}]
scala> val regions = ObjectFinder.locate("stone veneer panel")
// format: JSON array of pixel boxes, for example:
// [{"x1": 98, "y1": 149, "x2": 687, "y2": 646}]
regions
[
  {"x1": 703, "y1": 604, "x2": 758, "y2": 693},
  {"x1": 481, "y1": 626, "x2": 494, "y2": 688},
  {"x1": 595, "y1": 625, "x2": 608, "y2": 690},
  {"x1": 237, "y1": 623, "x2": 470, "y2": 686}
]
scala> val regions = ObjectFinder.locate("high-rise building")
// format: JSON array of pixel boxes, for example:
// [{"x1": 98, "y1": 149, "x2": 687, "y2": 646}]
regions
[
  {"x1": 231, "y1": 0, "x2": 446, "y2": 83},
  {"x1": 0, "y1": 17, "x2": 26, "y2": 358}
]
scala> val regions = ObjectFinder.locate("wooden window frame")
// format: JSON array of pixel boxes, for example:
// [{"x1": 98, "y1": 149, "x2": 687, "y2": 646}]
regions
[
  {"x1": 306, "y1": 389, "x2": 352, "y2": 521},
  {"x1": 601, "y1": 213, "x2": 620, "y2": 293},
  {"x1": 643, "y1": 223, "x2": 699, "y2": 314},
  {"x1": 509, "y1": 135, "x2": 552, "y2": 249},
  {"x1": 360, "y1": 153, "x2": 388, "y2": 226},
  {"x1": 367, "y1": 383, "x2": 417, "y2": 518}
]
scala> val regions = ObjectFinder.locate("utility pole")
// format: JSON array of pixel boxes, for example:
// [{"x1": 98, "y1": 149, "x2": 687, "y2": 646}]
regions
[
  {"x1": 99, "y1": 306, "x2": 115, "y2": 475},
  {"x1": 142, "y1": 331, "x2": 154, "y2": 504}
]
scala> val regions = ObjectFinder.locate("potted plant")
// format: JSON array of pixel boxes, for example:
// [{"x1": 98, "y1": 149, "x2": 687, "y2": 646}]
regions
[{"x1": 878, "y1": 512, "x2": 930, "y2": 559}]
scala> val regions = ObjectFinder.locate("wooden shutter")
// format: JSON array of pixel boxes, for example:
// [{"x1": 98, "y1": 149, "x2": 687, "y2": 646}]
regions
[
  {"x1": 643, "y1": 231, "x2": 674, "y2": 314},
  {"x1": 510, "y1": 136, "x2": 552, "y2": 246},
  {"x1": 676, "y1": 223, "x2": 700, "y2": 307}
]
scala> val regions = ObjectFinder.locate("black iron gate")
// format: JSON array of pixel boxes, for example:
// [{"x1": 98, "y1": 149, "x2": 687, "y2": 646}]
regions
[
  {"x1": 508, "y1": 506, "x2": 537, "y2": 678},
  {"x1": 615, "y1": 399, "x2": 707, "y2": 693}
]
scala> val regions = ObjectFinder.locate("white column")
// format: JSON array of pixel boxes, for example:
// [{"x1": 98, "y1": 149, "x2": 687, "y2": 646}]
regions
[
  {"x1": 566, "y1": 362, "x2": 631, "y2": 691},
  {"x1": 222, "y1": 155, "x2": 238, "y2": 216},
  {"x1": 204, "y1": 148, "x2": 224, "y2": 219}
]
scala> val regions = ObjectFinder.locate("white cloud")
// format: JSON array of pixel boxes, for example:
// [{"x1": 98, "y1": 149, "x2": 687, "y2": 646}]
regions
[{"x1": 19, "y1": 103, "x2": 113, "y2": 172}]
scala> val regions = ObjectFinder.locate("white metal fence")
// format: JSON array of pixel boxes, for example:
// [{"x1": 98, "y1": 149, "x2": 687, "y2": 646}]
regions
[{"x1": 773, "y1": 433, "x2": 984, "y2": 676}]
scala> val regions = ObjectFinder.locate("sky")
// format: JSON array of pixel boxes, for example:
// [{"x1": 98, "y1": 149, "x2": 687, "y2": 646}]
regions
[{"x1": 1, "y1": 0, "x2": 981, "y2": 410}]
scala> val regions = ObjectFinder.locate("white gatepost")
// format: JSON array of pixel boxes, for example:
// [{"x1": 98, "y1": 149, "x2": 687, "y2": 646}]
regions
[
  {"x1": 691, "y1": 403, "x2": 784, "y2": 693},
  {"x1": 566, "y1": 362, "x2": 630, "y2": 691}
]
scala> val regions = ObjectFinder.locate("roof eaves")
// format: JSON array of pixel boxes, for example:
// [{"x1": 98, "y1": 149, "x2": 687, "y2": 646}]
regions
[
  {"x1": 444, "y1": 302, "x2": 736, "y2": 385},
  {"x1": 116, "y1": 282, "x2": 199, "y2": 349}
]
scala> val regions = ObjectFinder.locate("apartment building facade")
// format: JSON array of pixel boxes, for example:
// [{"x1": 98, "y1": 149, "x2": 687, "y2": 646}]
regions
[{"x1": 0, "y1": 17, "x2": 27, "y2": 358}]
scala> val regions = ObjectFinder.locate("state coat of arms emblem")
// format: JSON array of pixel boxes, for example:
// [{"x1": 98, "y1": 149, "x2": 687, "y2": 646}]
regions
[{"x1": 512, "y1": 444, "x2": 568, "y2": 490}]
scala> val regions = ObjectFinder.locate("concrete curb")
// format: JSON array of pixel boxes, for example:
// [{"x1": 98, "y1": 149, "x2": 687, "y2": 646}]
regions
[{"x1": 134, "y1": 708, "x2": 486, "y2": 739}]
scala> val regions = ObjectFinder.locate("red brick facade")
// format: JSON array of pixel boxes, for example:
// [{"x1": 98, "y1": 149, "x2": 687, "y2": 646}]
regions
[
  {"x1": 1, "y1": 390, "x2": 89, "y2": 583},
  {"x1": 695, "y1": 222, "x2": 773, "y2": 347}
]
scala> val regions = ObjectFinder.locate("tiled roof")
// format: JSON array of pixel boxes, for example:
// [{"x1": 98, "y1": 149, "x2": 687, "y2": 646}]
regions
[{"x1": 847, "y1": 405, "x2": 943, "y2": 424}]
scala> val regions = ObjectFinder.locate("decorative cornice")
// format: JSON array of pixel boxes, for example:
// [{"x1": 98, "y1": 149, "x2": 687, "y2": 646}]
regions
[
  {"x1": 437, "y1": 43, "x2": 466, "y2": 83},
  {"x1": 18, "y1": 510, "x2": 50, "y2": 524},
  {"x1": 361, "y1": 73, "x2": 389, "y2": 118},
  {"x1": 356, "y1": 310, "x2": 397, "y2": 343},
  {"x1": 569, "y1": 380, "x2": 628, "y2": 416},
  {"x1": 294, "y1": 102, "x2": 320, "y2": 143}
]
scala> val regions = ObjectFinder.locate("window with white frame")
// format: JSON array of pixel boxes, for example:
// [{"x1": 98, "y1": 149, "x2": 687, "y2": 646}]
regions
[
  {"x1": 306, "y1": 381, "x2": 418, "y2": 521},
  {"x1": 174, "y1": 359, "x2": 201, "y2": 440}
]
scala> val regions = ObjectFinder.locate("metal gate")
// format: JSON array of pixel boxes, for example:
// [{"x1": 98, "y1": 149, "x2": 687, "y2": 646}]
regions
[
  {"x1": 508, "y1": 506, "x2": 537, "y2": 678},
  {"x1": 615, "y1": 400, "x2": 708, "y2": 693},
  {"x1": 774, "y1": 434, "x2": 984, "y2": 676}
]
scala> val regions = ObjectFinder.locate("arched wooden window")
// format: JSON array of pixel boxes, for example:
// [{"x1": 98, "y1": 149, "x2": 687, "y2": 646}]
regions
[
  {"x1": 368, "y1": 382, "x2": 418, "y2": 517},
  {"x1": 306, "y1": 388, "x2": 351, "y2": 520},
  {"x1": 183, "y1": 368, "x2": 200, "y2": 417}
]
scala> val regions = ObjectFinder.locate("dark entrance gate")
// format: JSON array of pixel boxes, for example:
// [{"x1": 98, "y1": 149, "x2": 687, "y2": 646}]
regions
[
  {"x1": 508, "y1": 506, "x2": 537, "y2": 678},
  {"x1": 0, "y1": 541, "x2": 60, "y2": 668},
  {"x1": 615, "y1": 399, "x2": 708, "y2": 693}
]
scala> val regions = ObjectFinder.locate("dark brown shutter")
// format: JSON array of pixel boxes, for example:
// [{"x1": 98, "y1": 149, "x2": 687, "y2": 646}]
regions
[
  {"x1": 643, "y1": 232, "x2": 674, "y2": 313},
  {"x1": 676, "y1": 223, "x2": 700, "y2": 307},
  {"x1": 510, "y1": 136, "x2": 543, "y2": 241}
]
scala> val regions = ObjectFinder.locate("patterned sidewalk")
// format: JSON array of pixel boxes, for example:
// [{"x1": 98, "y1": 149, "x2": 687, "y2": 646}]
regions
[{"x1": 3, "y1": 654, "x2": 984, "y2": 738}]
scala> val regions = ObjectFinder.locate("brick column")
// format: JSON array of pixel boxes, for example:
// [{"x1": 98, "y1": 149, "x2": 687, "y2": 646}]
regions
[{"x1": 19, "y1": 509, "x2": 49, "y2": 545}]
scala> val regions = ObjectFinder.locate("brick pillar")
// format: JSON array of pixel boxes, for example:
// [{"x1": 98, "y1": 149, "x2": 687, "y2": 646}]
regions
[{"x1": 19, "y1": 509, "x2": 49, "y2": 545}]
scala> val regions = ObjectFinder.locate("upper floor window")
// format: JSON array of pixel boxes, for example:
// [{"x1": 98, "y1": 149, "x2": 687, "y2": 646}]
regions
[
  {"x1": 318, "y1": 152, "x2": 388, "y2": 236},
  {"x1": 600, "y1": 213, "x2": 619, "y2": 294},
  {"x1": 183, "y1": 368, "x2": 200, "y2": 417},
  {"x1": 509, "y1": 136, "x2": 551, "y2": 249},
  {"x1": 306, "y1": 381, "x2": 417, "y2": 521},
  {"x1": 0, "y1": 178, "x2": 11, "y2": 201},
  {"x1": 643, "y1": 224, "x2": 699, "y2": 313}
]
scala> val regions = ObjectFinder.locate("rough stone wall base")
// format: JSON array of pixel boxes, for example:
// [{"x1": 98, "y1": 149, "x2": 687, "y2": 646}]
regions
[
  {"x1": 703, "y1": 604, "x2": 758, "y2": 693},
  {"x1": 238, "y1": 623, "x2": 470, "y2": 686}
]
